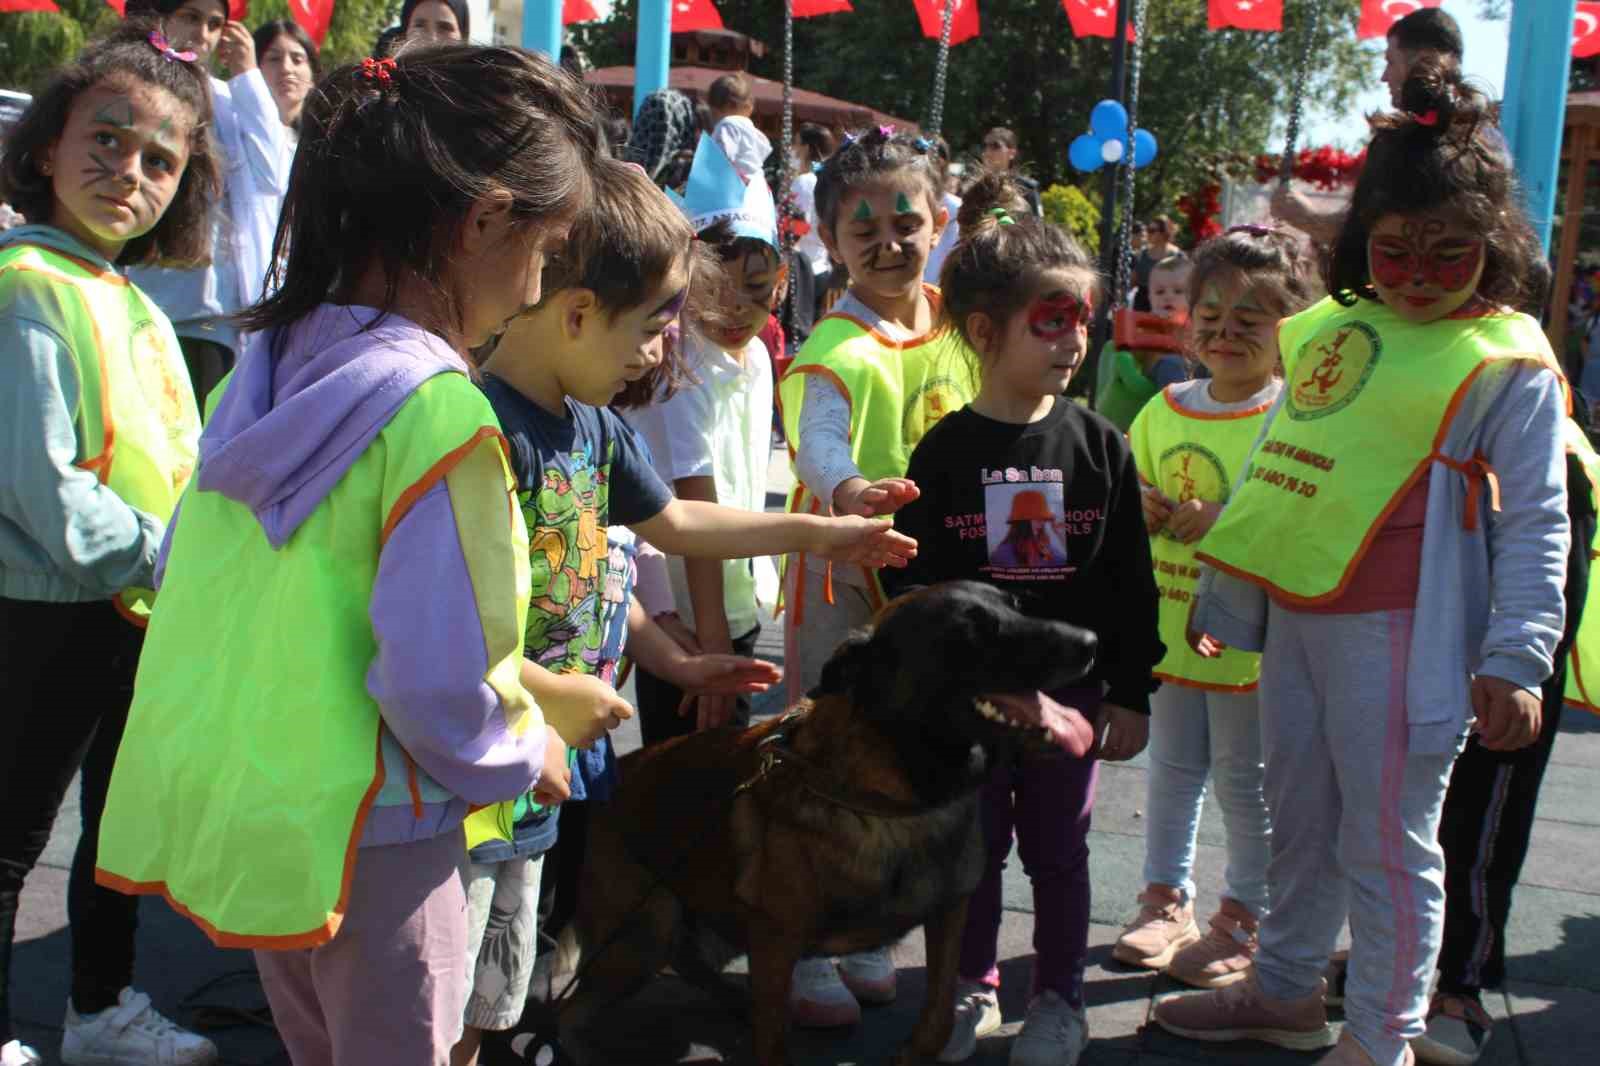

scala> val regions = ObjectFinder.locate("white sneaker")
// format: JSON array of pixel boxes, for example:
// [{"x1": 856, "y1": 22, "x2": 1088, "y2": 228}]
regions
[
  {"x1": 61, "y1": 988, "x2": 218, "y2": 1066},
  {"x1": 937, "y1": 981, "x2": 1001, "y2": 1063},
  {"x1": 1, "y1": 1039, "x2": 43, "y2": 1066},
  {"x1": 789, "y1": 957, "x2": 860, "y2": 1028},
  {"x1": 1009, "y1": 990, "x2": 1088, "y2": 1066},
  {"x1": 837, "y1": 946, "x2": 897, "y2": 1004}
]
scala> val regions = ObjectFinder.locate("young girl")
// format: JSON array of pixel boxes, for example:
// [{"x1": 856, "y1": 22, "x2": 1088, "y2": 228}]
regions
[
  {"x1": 1157, "y1": 62, "x2": 1568, "y2": 1066},
  {"x1": 886, "y1": 186, "x2": 1163, "y2": 1066},
  {"x1": 777, "y1": 124, "x2": 969, "y2": 1023},
  {"x1": 0, "y1": 22, "x2": 219, "y2": 1066},
  {"x1": 92, "y1": 45, "x2": 610, "y2": 1065},
  {"x1": 1116, "y1": 228, "x2": 1315, "y2": 991}
]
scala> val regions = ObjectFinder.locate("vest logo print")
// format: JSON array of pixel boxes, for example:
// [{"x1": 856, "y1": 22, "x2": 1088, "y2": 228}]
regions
[
  {"x1": 902, "y1": 374, "x2": 966, "y2": 444},
  {"x1": 128, "y1": 318, "x2": 195, "y2": 487},
  {"x1": 1287, "y1": 320, "x2": 1381, "y2": 421},
  {"x1": 1157, "y1": 443, "x2": 1228, "y2": 540}
]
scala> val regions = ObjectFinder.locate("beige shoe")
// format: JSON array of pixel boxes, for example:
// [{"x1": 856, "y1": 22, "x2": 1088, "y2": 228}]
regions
[
  {"x1": 1153, "y1": 969, "x2": 1336, "y2": 1051},
  {"x1": 1112, "y1": 886, "x2": 1200, "y2": 969},
  {"x1": 1165, "y1": 898, "x2": 1259, "y2": 989},
  {"x1": 1323, "y1": 1029, "x2": 1416, "y2": 1065}
]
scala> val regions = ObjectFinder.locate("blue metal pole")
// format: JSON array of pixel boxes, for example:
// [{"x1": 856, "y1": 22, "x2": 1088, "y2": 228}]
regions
[
  {"x1": 635, "y1": 0, "x2": 673, "y2": 117},
  {"x1": 522, "y1": 0, "x2": 563, "y2": 60},
  {"x1": 1502, "y1": 0, "x2": 1578, "y2": 251}
]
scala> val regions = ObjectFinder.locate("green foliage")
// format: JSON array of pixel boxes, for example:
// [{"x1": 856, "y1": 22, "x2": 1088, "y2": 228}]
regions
[
  {"x1": 1040, "y1": 182, "x2": 1099, "y2": 255},
  {"x1": 0, "y1": 1, "x2": 399, "y2": 94},
  {"x1": 573, "y1": 0, "x2": 1373, "y2": 223}
]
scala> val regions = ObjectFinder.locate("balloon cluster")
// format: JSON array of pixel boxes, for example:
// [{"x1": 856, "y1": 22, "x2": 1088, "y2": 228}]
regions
[{"x1": 1069, "y1": 100, "x2": 1158, "y2": 173}]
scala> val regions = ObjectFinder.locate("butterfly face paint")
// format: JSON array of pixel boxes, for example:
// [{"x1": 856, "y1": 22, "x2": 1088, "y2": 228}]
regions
[
  {"x1": 1367, "y1": 213, "x2": 1486, "y2": 323},
  {"x1": 1028, "y1": 293, "x2": 1092, "y2": 341},
  {"x1": 651, "y1": 287, "x2": 688, "y2": 322}
]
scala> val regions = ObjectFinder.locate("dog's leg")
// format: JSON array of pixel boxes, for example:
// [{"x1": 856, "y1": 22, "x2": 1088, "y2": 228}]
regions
[
  {"x1": 899, "y1": 897, "x2": 970, "y2": 1065},
  {"x1": 745, "y1": 926, "x2": 807, "y2": 1066}
]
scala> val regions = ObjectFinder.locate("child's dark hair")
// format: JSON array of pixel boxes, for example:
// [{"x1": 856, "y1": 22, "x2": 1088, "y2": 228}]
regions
[
  {"x1": 1388, "y1": 8, "x2": 1464, "y2": 60},
  {"x1": 1326, "y1": 57, "x2": 1542, "y2": 313},
  {"x1": 253, "y1": 19, "x2": 322, "y2": 79},
  {"x1": 708, "y1": 73, "x2": 752, "y2": 113},
  {"x1": 1188, "y1": 226, "x2": 1316, "y2": 319},
  {"x1": 939, "y1": 174, "x2": 1099, "y2": 354},
  {"x1": 240, "y1": 44, "x2": 601, "y2": 348},
  {"x1": 956, "y1": 171, "x2": 1027, "y2": 229},
  {"x1": 796, "y1": 122, "x2": 836, "y2": 165},
  {"x1": 688, "y1": 218, "x2": 779, "y2": 335},
  {"x1": 0, "y1": 18, "x2": 219, "y2": 268},
  {"x1": 813, "y1": 125, "x2": 942, "y2": 233}
]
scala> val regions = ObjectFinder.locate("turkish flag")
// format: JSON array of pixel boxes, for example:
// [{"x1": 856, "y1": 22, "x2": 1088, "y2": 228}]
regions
[
  {"x1": 287, "y1": 0, "x2": 332, "y2": 46},
  {"x1": 671, "y1": 0, "x2": 724, "y2": 31},
  {"x1": 793, "y1": 0, "x2": 852, "y2": 16},
  {"x1": 1063, "y1": 0, "x2": 1135, "y2": 41},
  {"x1": 564, "y1": 0, "x2": 600, "y2": 22},
  {"x1": 1356, "y1": 0, "x2": 1442, "y2": 41},
  {"x1": 228, "y1": 0, "x2": 247, "y2": 18},
  {"x1": 913, "y1": 0, "x2": 979, "y2": 46},
  {"x1": 1208, "y1": 0, "x2": 1281, "y2": 32},
  {"x1": 1576, "y1": 2, "x2": 1600, "y2": 59},
  {"x1": 0, "y1": 0, "x2": 60, "y2": 9},
  {"x1": 103, "y1": 0, "x2": 124, "y2": 14}
]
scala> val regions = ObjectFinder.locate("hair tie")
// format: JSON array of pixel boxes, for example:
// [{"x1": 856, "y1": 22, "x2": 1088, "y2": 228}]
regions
[
  {"x1": 1413, "y1": 109, "x2": 1440, "y2": 127},
  {"x1": 360, "y1": 57, "x2": 397, "y2": 86},
  {"x1": 990, "y1": 208, "x2": 1016, "y2": 226},
  {"x1": 811, "y1": 161, "x2": 823, "y2": 174},
  {"x1": 1227, "y1": 223, "x2": 1279, "y2": 238},
  {"x1": 840, "y1": 131, "x2": 859, "y2": 150},
  {"x1": 148, "y1": 30, "x2": 196, "y2": 64},
  {"x1": 913, "y1": 136, "x2": 932, "y2": 153},
  {"x1": 877, "y1": 124, "x2": 896, "y2": 139}
]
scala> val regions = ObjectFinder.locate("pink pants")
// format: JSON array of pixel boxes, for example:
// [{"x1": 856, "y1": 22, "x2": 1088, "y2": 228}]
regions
[{"x1": 254, "y1": 829, "x2": 469, "y2": 1066}]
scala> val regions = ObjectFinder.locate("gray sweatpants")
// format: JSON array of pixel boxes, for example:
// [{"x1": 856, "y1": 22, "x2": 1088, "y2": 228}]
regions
[
  {"x1": 1254, "y1": 603, "x2": 1461, "y2": 1066},
  {"x1": 781, "y1": 557, "x2": 879, "y2": 705}
]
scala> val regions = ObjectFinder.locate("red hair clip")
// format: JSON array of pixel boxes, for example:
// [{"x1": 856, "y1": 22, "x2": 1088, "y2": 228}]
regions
[
  {"x1": 360, "y1": 57, "x2": 397, "y2": 85},
  {"x1": 1414, "y1": 110, "x2": 1440, "y2": 127}
]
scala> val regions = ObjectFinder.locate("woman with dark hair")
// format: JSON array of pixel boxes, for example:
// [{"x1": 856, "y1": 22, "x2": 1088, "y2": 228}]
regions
[
  {"x1": 979, "y1": 126, "x2": 1042, "y2": 216},
  {"x1": 252, "y1": 19, "x2": 319, "y2": 134},
  {"x1": 400, "y1": 0, "x2": 470, "y2": 44},
  {"x1": 122, "y1": 0, "x2": 288, "y2": 404}
]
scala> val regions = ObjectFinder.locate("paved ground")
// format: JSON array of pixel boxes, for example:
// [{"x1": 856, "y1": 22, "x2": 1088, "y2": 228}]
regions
[{"x1": 12, "y1": 452, "x2": 1600, "y2": 1064}]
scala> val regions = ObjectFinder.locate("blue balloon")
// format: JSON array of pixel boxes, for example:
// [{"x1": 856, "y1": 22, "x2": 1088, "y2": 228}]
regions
[
  {"x1": 1069, "y1": 134, "x2": 1104, "y2": 173},
  {"x1": 1090, "y1": 99, "x2": 1130, "y2": 141},
  {"x1": 1133, "y1": 128, "x2": 1158, "y2": 168}
]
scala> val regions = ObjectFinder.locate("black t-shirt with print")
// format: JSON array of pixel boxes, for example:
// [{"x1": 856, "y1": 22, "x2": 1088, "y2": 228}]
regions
[{"x1": 884, "y1": 398, "x2": 1164, "y2": 712}]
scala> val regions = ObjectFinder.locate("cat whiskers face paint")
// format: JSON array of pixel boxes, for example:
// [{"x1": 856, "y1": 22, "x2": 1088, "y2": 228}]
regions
[{"x1": 1368, "y1": 213, "x2": 1486, "y2": 323}]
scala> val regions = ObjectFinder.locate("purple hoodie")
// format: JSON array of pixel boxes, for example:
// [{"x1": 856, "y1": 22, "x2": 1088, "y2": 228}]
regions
[{"x1": 173, "y1": 305, "x2": 545, "y2": 846}]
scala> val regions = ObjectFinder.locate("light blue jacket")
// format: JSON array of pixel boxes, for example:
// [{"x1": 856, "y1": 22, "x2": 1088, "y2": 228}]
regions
[
  {"x1": 1194, "y1": 355, "x2": 1570, "y2": 755},
  {"x1": 0, "y1": 226, "x2": 166, "y2": 602}
]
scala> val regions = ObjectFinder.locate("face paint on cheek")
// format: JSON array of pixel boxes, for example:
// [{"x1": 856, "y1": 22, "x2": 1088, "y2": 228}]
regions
[
  {"x1": 654, "y1": 289, "x2": 688, "y2": 321},
  {"x1": 1426, "y1": 243, "x2": 1484, "y2": 292},
  {"x1": 1028, "y1": 294, "x2": 1091, "y2": 340},
  {"x1": 1369, "y1": 243, "x2": 1418, "y2": 290}
]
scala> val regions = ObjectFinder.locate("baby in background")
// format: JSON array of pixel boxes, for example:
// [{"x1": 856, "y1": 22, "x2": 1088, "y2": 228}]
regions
[{"x1": 708, "y1": 72, "x2": 771, "y2": 182}]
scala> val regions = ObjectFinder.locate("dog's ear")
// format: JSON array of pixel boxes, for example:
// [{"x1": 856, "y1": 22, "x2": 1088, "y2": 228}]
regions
[{"x1": 809, "y1": 629, "x2": 881, "y2": 699}]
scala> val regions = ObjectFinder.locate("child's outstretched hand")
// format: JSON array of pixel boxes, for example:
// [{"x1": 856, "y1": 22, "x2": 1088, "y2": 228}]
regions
[
  {"x1": 1142, "y1": 486, "x2": 1175, "y2": 534},
  {"x1": 539, "y1": 671, "x2": 635, "y2": 749},
  {"x1": 1165, "y1": 499, "x2": 1222, "y2": 544},
  {"x1": 669, "y1": 654, "x2": 783, "y2": 699},
  {"x1": 533, "y1": 725, "x2": 571, "y2": 807},
  {"x1": 1095, "y1": 704, "x2": 1149, "y2": 762},
  {"x1": 833, "y1": 477, "x2": 921, "y2": 518},
  {"x1": 1470, "y1": 675, "x2": 1542, "y2": 751},
  {"x1": 811, "y1": 516, "x2": 918, "y2": 568}
]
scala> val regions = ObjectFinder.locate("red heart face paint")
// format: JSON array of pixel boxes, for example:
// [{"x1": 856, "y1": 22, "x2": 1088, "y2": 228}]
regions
[
  {"x1": 1367, "y1": 214, "x2": 1486, "y2": 323},
  {"x1": 1028, "y1": 293, "x2": 1093, "y2": 341}
]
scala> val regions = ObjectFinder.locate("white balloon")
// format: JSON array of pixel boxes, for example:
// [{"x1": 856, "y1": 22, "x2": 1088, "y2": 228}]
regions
[{"x1": 1101, "y1": 139, "x2": 1125, "y2": 163}]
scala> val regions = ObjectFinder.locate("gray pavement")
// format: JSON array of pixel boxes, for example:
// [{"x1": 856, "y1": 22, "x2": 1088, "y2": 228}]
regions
[{"x1": 11, "y1": 450, "x2": 1600, "y2": 1064}]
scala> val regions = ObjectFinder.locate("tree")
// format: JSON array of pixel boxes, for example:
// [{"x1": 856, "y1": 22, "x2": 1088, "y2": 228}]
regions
[
  {"x1": 573, "y1": 0, "x2": 1373, "y2": 221},
  {"x1": 1, "y1": 0, "x2": 399, "y2": 94}
]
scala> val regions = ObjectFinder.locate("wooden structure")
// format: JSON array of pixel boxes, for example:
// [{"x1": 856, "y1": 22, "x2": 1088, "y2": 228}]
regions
[{"x1": 1550, "y1": 91, "x2": 1600, "y2": 353}]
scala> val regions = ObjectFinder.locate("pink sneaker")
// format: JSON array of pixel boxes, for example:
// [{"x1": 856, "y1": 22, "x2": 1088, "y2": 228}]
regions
[
  {"x1": 1153, "y1": 969, "x2": 1335, "y2": 1051},
  {"x1": 1113, "y1": 886, "x2": 1200, "y2": 969},
  {"x1": 1165, "y1": 898, "x2": 1259, "y2": 989}
]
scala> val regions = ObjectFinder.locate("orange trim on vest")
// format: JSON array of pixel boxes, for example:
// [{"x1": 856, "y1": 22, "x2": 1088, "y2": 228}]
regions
[
  {"x1": 780, "y1": 364, "x2": 856, "y2": 446},
  {"x1": 1153, "y1": 671, "x2": 1260, "y2": 694},
  {"x1": 96, "y1": 724, "x2": 388, "y2": 951},
  {"x1": 403, "y1": 750, "x2": 424, "y2": 819},
  {"x1": 112, "y1": 596, "x2": 148, "y2": 630},
  {"x1": 814, "y1": 285, "x2": 946, "y2": 350},
  {"x1": 1161, "y1": 387, "x2": 1275, "y2": 422},
  {"x1": 8, "y1": 242, "x2": 129, "y2": 283},
  {"x1": 380, "y1": 426, "x2": 507, "y2": 545},
  {"x1": 1429, "y1": 452, "x2": 1500, "y2": 532}
]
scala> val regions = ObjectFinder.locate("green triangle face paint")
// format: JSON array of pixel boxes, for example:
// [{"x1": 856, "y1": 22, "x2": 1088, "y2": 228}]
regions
[
  {"x1": 852, "y1": 199, "x2": 874, "y2": 222},
  {"x1": 896, "y1": 192, "x2": 914, "y2": 215}
]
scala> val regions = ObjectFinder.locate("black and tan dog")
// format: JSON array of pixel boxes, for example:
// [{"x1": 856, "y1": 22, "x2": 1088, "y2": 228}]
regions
[{"x1": 559, "y1": 580, "x2": 1098, "y2": 1065}]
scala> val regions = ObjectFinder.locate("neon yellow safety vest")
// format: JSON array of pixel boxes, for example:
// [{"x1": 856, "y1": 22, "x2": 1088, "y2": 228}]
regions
[
  {"x1": 96, "y1": 373, "x2": 534, "y2": 948},
  {"x1": 1562, "y1": 418, "x2": 1600, "y2": 716},
  {"x1": 1195, "y1": 298, "x2": 1560, "y2": 606},
  {"x1": 0, "y1": 243, "x2": 199, "y2": 621},
  {"x1": 1130, "y1": 387, "x2": 1271, "y2": 690},
  {"x1": 777, "y1": 297, "x2": 975, "y2": 610}
]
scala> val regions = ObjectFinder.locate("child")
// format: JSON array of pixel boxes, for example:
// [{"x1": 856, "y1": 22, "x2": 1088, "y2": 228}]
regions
[
  {"x1": 0, "y1": 23, "x2": 220, "y2": 1066},
  {"x1": 1094, "y1": 252, "x2": 1192, "y2": 431},
  {"x1": 1157, "y1": 62, "x2": 1569, "y2": 1066},
  {"x1": 93, "y1": 45, "x2": 614, "y2": 1065},
  {"x1": 777, "y1": 125, "x2": 969, "y2": 1024},
  {"x1": 708, "y1": 72, "x2": 770, "y2": 183},
  {"x1": 885, "y1": 187, "x2": 1162, "y2": 1066},
  {"x1": 624, "y1": 135, "x2": 785, "y2": 744},
  {"x1": 123, "y1": 0, "x2": 288, "y2": 404},
  {"x1": 1115, "y1": 227, "x2": 1316, "y2": 990}
]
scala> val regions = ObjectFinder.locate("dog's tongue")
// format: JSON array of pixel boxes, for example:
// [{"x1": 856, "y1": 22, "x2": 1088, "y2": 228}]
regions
[{"x1": 985, "y1": 691, "x2": 1095, "y2": 757}]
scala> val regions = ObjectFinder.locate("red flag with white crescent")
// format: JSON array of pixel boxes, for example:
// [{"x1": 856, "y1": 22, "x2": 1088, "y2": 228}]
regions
[
  {"x1": 1062, "y1": 0, "x2": 1135, "y2": 42},
  {"x1": 564, "y1": 0, "x2": 601, "y2": 23},
  {"x1": 1576, "y1": 2, "x2": 1600, "y2": 59},
  {"x1": 1208, "y1": 0, "x2": 1282, "y2": 32},
  {"x1": 912, "y1": 0, "x2": 979, "y2": 46},
  {"x1": 1357, "y1": 0, "x2": 1443, "y2": 41},
  {"x1": 671, "y1": 0, "x2": 724, "y2": 31},
  {"x1": 288, "y1": 0, "x2": 333, "y2": 47}
]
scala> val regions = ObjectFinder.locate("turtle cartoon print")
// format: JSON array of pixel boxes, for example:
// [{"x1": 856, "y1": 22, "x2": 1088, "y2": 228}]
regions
[
  {"x1": 983, "y1": 468, "x2": 1075, "y2": 577},
  {"x1": 522, "y1": 441, "x2": 612, "y2": 675}
]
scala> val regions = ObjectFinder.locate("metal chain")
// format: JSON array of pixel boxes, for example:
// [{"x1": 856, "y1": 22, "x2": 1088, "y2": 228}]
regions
[
  {"x1": 781, "y1": 0, "x2": 795, "y2": 206},
  {"x1": 1280, "y1": 1, "x2": 1323, "y2": 186},
  {"x1": 1114, "y1": 0, "x2": 1146, "y2": 311},
  {"x1": 927, "y1": 0, "x2": 956, "y2": 137}
]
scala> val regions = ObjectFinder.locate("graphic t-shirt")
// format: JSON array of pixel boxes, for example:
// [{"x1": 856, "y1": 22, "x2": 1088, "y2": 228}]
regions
[{"x1": 885, "y1": 398, "x2": 1164, "y2": 712}]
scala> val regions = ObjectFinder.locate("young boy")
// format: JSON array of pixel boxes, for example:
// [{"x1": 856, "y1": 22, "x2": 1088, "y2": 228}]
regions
[
  {"x1": 460, "y1": 158, "x2": 913, "y2": 1066},
  {"x1": 708, "y1": 72, "x2": 771, "y2": 183},
  {"x1": 624, "y1": 136, "x2": 785, "y2": 744},
  {"x1": 1095, "y1": 253, "x2": 1192, "y2": 431}
]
